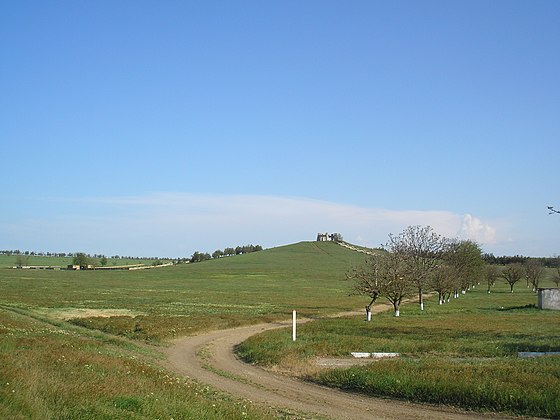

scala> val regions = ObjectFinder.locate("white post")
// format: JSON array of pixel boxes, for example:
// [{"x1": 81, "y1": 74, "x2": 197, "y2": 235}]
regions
[{"x1": 292, "y1": 310, "x2": 296, "y2": 341}]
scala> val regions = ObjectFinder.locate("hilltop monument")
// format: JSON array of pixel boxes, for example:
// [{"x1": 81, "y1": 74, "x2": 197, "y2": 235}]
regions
[{"x1": 316, "y1": 233, "x2": 343, "y2": 242}]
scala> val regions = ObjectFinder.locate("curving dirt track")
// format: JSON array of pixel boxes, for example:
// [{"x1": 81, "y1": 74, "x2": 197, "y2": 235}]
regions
[{"x1": 163, "y1": 310, "x2": 512, "y2": 420}]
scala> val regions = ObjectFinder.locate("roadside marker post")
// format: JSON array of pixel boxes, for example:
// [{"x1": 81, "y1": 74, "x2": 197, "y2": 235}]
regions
[{"x1": 292, "y1": 310, "x2": 296, "y2": 341}]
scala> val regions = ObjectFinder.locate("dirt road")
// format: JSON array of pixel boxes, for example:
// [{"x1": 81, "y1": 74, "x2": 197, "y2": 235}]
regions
[{"x1": 164, "y1": 311, "x2": 511, "y2": 420}]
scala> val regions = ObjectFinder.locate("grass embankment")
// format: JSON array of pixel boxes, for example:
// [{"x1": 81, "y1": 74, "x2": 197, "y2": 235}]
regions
[
  {"x1": 0, "y1": 242, "x2": 364, "y2": 418},
  {"x1": 236, "y1": 283, "x2": 560, "y2": 418}
]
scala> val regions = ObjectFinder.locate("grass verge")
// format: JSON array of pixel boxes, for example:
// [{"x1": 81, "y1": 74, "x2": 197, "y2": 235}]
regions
[
  {"x1": 236, "y1": 285, "x2": 560, "y2": 418},
  {"x1": 0, "y1": 306, "x2": 273, "y2": 419}
]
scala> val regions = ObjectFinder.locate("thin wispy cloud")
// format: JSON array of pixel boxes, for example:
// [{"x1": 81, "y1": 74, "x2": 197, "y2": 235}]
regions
[{"x1": 4, "y1": 193, "x2": 500, "y2": 257}]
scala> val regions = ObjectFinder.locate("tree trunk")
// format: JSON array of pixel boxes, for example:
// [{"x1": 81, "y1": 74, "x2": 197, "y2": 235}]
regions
[{"x1": 393, "y1": 300, "x2": 400, "y2": 317}]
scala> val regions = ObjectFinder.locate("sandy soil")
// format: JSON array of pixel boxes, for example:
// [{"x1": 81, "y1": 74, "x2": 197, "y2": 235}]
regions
[{"x1": 163, "y1": 307, "x2": 515, "y2": 420}]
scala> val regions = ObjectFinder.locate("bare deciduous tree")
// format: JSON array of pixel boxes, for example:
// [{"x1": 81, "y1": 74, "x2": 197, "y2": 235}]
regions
[
  {"x1": 485, "y1": 264, "x2": 500, "y2": 293},
  {"x1": 377, "y1": 252, "x2": 412, "y2": 317},
  {"x1": 502, "y1": 263, "x2": 524, "y2": 293},
  {"x1": 387, "y1": 225, "x2": 446, "y2": 311},
  {"x1": 346, "y1": 257, "x2": 382, "y2": 320},
  {"x1": 347, "y1": 252, "x2": 413, "y2": 317},
  {"x1": 552, "y1": 256, "x2": 560, "y2": 287},
  {"x1": 430, "y1": 263, "x2": 455, "y2": 304},
  {"x1": 524, "y1": 259, "x2": 544, "y2": 292}
]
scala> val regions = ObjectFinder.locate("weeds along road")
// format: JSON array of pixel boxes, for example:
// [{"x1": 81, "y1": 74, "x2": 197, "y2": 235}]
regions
[{"x1": 163, "y1": 306, "x2": 512, "y2": 420}]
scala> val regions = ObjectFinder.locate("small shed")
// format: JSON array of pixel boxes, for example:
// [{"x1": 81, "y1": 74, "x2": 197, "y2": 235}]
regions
[{"x1": 538, "y1": 288, "x2": 560, "y2": 310}]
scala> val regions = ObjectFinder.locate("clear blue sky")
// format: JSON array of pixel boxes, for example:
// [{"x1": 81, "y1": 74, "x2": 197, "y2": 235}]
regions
[{"x1": 1, "y1": 0, "x2": 559, "y2": 257}]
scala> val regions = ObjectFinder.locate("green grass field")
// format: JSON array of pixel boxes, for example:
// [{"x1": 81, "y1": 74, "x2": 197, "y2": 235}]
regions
[
  {"x1": 1, "y1": 241, "x2": 559, "y2": 418},
  {"x1": 237, "y1": 272, "x2": 560, "y2": 418},
  {"x1": 0, "y1": 242, "x2": 365, "y2": 419}
]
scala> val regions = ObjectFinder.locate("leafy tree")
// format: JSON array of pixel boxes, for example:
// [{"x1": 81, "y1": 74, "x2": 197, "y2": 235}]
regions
[
  {"x1": 212, "y1": 250, "x2": 223, "y2": 259},
  {"x1": 502, "y1": 263, "x2": 524, "y2": 293},
  {"x1": 190, "y1": 251, "x2": 211, "y2": 263},
  {"x1": 444, "y1": 239, "x2": 484, "y2": 294},
  {"x1": 331, "y1": 233, "x2": 343, "y2": 242},
  {"x1": 72, "y1": 252, "x2": 90, "y2": 268},
  {"x1": 387, "y1": 225, "x2": 446, "y2": 311},
  {"x1": 15, "y1": 254, "x2": 29, "y2": 267}
]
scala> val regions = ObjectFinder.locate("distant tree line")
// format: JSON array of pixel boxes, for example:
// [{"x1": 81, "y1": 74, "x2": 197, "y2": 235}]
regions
[
  {"x1": 2, "y1": 245, "x2": 264, "y2": 267},
  {"x1": 482, "y1": 253, "x2": 560, "y2": 268},
  {"x1": 184, "y1": 244, "x2": 263, "y2": 264},
  {"x1": 0, "y1": 249, "x2": 171, "y2": 261}
]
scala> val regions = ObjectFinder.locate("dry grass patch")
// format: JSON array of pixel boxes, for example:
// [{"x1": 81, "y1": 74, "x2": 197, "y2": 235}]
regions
[{"x1": 38, "y1": 307, "x2": 145, "y2": 320}]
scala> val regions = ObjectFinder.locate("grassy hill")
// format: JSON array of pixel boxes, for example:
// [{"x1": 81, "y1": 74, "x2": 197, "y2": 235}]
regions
[{"x1": 0, "y1": 241, "x2": 368, "y2": 341}]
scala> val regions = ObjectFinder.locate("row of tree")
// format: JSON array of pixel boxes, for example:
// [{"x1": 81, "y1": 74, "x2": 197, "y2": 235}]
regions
[
  {"x1": 182, "y1": 244, "x2": 264, "y2": 264},
  {"x1": 489, "y1": 259, "x2": 560, "y2": 293},
  {"x1": 2, "y1": 249, "x2": 169, "y2": 261},
  {"x1": 350, "y1": 225, "x2": 560, "y2": 318},
  {"x1": 482, "y1": 253, "x2": 560, "y2": 268}
]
